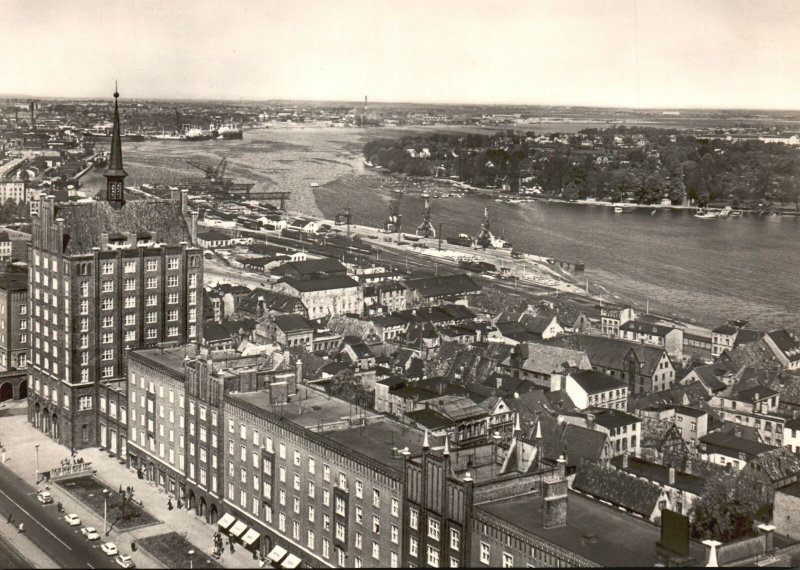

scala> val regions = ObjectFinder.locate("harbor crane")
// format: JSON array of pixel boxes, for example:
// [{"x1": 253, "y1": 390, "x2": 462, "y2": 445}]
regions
[{"x1": 186, "y1": 157, "x2": 227, "y2": 181}]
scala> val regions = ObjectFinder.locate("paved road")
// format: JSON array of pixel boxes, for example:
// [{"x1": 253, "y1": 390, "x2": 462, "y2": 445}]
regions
[
  {"x1": 0, "y1": 462, "x2": 122, "y2": 569},
  {"x1": 0, "y1": 532, "x2": 32, "y2": 569}
]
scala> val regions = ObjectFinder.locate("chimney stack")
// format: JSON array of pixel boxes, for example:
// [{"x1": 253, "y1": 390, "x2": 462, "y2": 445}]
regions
[
  {"x1": 622, "y1": 453, "x2": 629, "y2": 470},
  {"x1": 542, "y1": 456, "x2": 568, "y2": 529},
  {"x1": 668, "y1": 467, "x2": 676, "y2": 486},
  {"x1": 586, "y1": 413, "x2": 595, "y2": 429}
]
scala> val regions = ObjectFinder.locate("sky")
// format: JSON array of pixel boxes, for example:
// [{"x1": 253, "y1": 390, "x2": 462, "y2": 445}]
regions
[{"x1": 1, "y1": 0, "x2": 799, "y2": 109}]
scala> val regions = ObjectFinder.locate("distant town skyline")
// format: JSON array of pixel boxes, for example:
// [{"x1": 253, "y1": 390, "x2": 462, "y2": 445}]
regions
[{"x1": 2, "y1": 0, "x2": 800, "y2": 110}]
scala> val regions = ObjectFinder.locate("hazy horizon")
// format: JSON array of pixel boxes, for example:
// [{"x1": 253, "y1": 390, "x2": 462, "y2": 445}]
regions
[{"x1": 2, "y1": 0, "x2": 800, "y2": 111}]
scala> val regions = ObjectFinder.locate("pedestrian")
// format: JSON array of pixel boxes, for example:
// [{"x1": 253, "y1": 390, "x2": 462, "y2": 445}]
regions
[
  {"x1": 131, "y1": 541, "x2": 136, "y2": 552},
  {"x1": 230, "y1": 542, "x2": 235, "y2": 554},
  {"x1": 167, "y1": 499, "x2": 173, "y2": 511},
  {"x1": 6, "y1": 512, "x2": 12, "y2": 524},
  {"x1": 177, "y1": 498, "x2": 183, "y2": 509}
]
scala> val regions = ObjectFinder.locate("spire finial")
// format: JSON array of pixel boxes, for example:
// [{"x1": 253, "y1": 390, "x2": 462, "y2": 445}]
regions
[
  {"x1": 443, "y1": 437, "x2": 450, "y2": 456},
  {"x1": 114, "y1": 80, "x2": 119, "y2": 99},
  {"x1": 422, "y1": 430, "x2": 430, "y2": 449},
  {"x1": 535, "y1": 419, "x2": 542, "y2": 440}
]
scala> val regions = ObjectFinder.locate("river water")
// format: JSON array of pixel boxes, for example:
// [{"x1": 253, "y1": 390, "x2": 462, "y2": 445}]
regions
[{"x1": 81, "y1": 125, "x2": 800, "y2": 332}]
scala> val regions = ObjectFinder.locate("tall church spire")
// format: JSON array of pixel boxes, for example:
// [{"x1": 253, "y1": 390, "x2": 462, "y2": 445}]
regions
[{"x1": 104, "y1": 82, "x2": 127, "y2": 209}]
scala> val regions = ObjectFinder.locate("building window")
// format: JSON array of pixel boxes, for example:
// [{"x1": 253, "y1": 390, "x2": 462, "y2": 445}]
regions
[
  {"x1": 450, "y1": 528, "x2": 460, "y2": 550},
  {"x1": 168, "y1": 292, "x2": 178, "y2": 304},
  {"x1": 428, "y1": 518, "x2": 440, "y2": 541},
  {"x1": 167, "y1": 275, "x2": 179, "y2": 287},
  {"x1": 335, "y1": 496, "x2": 346, "y2": 517},
  {"x1": 146, "y1": 259, "x2": 157, "y2": 272},
  {"x1": 391, "y1": 497, "x2": 399, "y2": 517},
  {"x1": 372, "y1": 541, "x2": 380, "y2": 561},
  {"x1": 391, "y1": 525, "x2": 399, "y2": 544},
  {"x1": 427, "y1": 545, "x2": 440, "y2": 567},
  {"x1": 373, "y1": 488, "x2": 381, "y2": 508},
  {"x1": 101, "y1": 261, "x2": 114, "y2": 275},
  {"x1": 355, "y1": 506, "x2": 363, "y2": 525},
  {"x1": 78, "y1": 395, "x2": 92, "y2": 411},
  {"x1": 372, "y1": 515, "x2": 380, "y2": 535},
  {"x1": 409, "y1": 536, "x2": 418, "y2": 558},
  {"x1": 410, "y1": 508, "x2": 419, "y2": 530},
  {"x1": 480, "y1": 543, "x2": 490, "y2": 565},
  {"x1": 146, "y1": 277, "x2": 157, "y2": 289},
  {"x1": 502, "y1": 552, "x2": 513, "y2": 568}
]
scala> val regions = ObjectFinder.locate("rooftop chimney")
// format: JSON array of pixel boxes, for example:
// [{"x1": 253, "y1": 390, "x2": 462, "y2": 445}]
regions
[
  {"x1": 668, "y1": 467, "x2": 676, "y2": 486},
  {"x1": 622, "y1": 453, "x2": 629, "y2": 470},
  {"x1": 543, "y1": 456, "x2": 568, "y2": 529}
]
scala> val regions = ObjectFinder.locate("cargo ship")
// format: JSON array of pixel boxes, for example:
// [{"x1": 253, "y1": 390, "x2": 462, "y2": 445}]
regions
[{"x1": 217, "y1": 123, "x2": 243, "y2": 140}]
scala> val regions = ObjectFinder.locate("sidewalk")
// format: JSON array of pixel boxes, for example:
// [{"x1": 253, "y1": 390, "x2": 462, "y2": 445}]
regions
[{"x1": 0, "y1": 409, "x2": 258, "y2": 569}]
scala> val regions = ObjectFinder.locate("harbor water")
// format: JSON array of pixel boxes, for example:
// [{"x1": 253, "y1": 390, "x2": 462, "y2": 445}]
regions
[{"x1": 81, "y1": 126, "x2": 800, "y2": 332}]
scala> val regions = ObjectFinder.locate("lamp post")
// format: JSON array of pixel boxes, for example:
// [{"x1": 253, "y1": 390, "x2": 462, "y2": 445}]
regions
[
  {"x1": 34, "y1": 444, "x2": 39, "y2": 484},
  {"x1": 188, "y1": 549, "x2": 195, "y2": 570},
  {"x1": 102, "y1": 489, "x2": 109, "y2": 535}
]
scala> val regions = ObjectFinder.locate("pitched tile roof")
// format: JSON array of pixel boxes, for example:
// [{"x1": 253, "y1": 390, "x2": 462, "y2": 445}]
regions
[
  {"x1": 272, "y1": 257, "x2": 347, "y2": 277},
  {"x1": 750, "y1": 447, "x2": 800, "y2": 483},
  {"x1": 508, "y1": 342, "x2": 592, "y2": 376},
  {"x1": 766, "y1": 330, "x2": 800, "y2": 363},
  {"x1": 610, "y1": 455, "x2": 706, "y2": 496},
  {"x1": 279, "y1": 275, "x2": 359, "y2": 293},
  {"x1": 273, "y1": 313, "x2": 313, "y2": 334},
  {"x1": 548, "y1": 334, "x2": 667, "y2": 377},
  {"x1": 570, "y1": 370, "x2": 627, "y2": 395},
  {"x1": 572, "y1": 462, "x2": 662, "y2": 518},
  {"x1": 403, "y1": 273, "x2": 480, "y2": 298},
  {"x1": 55, "y1": 199, "x2": 192, "y2": 254}
]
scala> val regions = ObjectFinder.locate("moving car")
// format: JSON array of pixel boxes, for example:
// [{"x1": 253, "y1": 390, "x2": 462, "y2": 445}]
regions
[
  {"x1": 64, "y1": 514, "x2": 81, "y2": 526},
  {"x1": 101, "y1": 542, "x2": 118, "y2": 556},
  {"x1": 37, "y1": 491, "x2": 53, "y2": 504},
  {"x1": 81, "y1": 527, "x2": 100, "y2": 541},
  {"x1": 114, "y1": 554, "x2": 136, "y2": 569}
]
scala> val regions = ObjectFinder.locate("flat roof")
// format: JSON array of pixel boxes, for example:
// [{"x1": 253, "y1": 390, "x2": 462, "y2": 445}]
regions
[
  {"x1": 324, "y1": 420, "x2": 426, "y2": 472},
  {"x1": 478, "y1": 491, "x2": 704, "y2": 567},
  {"x1": 230, "y1": 386, "x2": 357, "y2": 430},
  {"x1": 131, "y1": 346, "x2": 190, "y2": 376}
]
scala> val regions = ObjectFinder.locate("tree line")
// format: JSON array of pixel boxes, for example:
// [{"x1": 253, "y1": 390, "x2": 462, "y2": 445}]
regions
[{"x1": 363, "y1": 127, "x2": 800, "y2": 208}]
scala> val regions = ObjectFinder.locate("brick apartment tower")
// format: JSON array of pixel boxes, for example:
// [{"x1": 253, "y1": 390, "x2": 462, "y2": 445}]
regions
[{"x1": 27, "y1": 87, "x2": 203, "y2": 450}]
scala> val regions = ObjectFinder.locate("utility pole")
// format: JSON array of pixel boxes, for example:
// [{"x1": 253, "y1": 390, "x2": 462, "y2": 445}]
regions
[{"x1": 438, "y1": 222, "x2": 443, "y2": 251}]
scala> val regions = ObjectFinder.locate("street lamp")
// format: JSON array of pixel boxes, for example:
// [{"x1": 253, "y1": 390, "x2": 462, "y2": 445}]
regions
[
  {"x1": 102, "y1": 489, "x2": 109, "y2": 535},
  {"x1": 188, "y1": 549, "x2": 195, "y2": 570},
  {"x1": 34, "y1": 444, "x2": 39, "y2": 484}
]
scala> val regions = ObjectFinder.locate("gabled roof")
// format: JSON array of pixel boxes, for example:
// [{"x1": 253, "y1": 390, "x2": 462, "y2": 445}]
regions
[
  {"x1": 405, "y1": 408, "x2": 454, "y2": 430},
  {"x1": 591, "y1": 408, "x2": 641, "y2": 430},
  {"x1": 750, "y1": 447, "x2": 800, "y2": 483},
  {"x1": 55, "y1": 200, "x2": 192, "y2": 255},
  {"x1": 700, "y1": 431, "x2": 775, "y2": 458},
  {"x1": 272, "y1": 257, "x2": 347, "y2": 278},
  {"x1": 765, "y1": 330, "x2": 800, "y2": 363},
  {"x1": 610, "y1": 455, "x2": 705, "y2": 496},
  {"x1": 403, "y1": 273, "x2": 480, "y2": 298},
  {"x1": 534, "y1": 415, "x2": 608, "y2": 470},
  {"x1": 573, "y1": 462, "x2": 662, "y2": 518},
  {"x1": 273, "y1": 313, "x2": 313, "y2": 334},
  {"x1": 508, "y1": 342, "x2": 592, "y2": 375},
  {"x1": 640, "y1": 417, "x2": 683, "y2": 450},
  {"x1": 713, "y1": 324, "x2": 739, "y2": 335},
  {"x1": 280, "y1": 275, "x2": 359, "y2": 293},
  {"x1": 548, "y1": 334, "x2": 668, "y2": 377},
  {"x1": 620, "y1": 320, "x2": 677, "y2": 337},
  {"x1": 569, "y1": 370, "x2": 627, "y2": 395}
]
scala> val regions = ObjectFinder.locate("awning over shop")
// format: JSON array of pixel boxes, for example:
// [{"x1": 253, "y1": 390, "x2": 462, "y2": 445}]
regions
[
  {"x1": 242, "y1": 528, "x2": 260, "y2": 546},
  {"x1": 217, "y1": 513, "x2": 236, "y2": 530},
  {"x1": 281, "y1": 554, "x2": 301, "y2": 569},
  {"x1": 229, "y1": 520, "x2": 248, "y2": 537},
  {"x1": 267, "y1": 545, "x2": 288, "y2": 563}
]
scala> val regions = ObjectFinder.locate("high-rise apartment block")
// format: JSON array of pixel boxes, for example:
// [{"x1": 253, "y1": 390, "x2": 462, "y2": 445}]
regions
[{"x1": 26, "y1": 89, "x2": 202, "y2": 450}]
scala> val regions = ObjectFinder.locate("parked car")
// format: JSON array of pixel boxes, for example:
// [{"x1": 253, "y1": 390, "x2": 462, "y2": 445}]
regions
[
  {"x1": 80, "y1": 527, "x2": 100, "y2": 541},
  {"x1": 37, "y1": 491, "x2": 53, "y2": 504},
  {"x1": 114, "y1": 554, "x2": 136, "y2": 569},
  {"x1": 101, "y1": 542, "x2": 118, "y2": 556},
  {"x1": 64, "y1": 514, "x2": 81, "y2": 526}
]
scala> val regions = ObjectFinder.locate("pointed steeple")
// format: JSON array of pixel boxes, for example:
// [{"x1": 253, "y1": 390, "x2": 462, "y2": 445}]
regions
[
  {"x1": 104, "y1": 82, "x2": 127, "y2": 208},
  {"x1": 443, "y1": 437, "x2": 450, "y2": 456},
  {"x1": 422, "y1": 430, "x2": 430, "y2": 450}
]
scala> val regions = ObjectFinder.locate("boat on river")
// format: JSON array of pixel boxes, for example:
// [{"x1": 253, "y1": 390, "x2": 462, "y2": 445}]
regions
[{"x1": 694, "y1": 209, "x2": 719, "y2": 219}]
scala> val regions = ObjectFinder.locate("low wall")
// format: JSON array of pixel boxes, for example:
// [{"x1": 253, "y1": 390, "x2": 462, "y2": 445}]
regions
[{"x1": 717, "y1": 534, "x2": 766, "y2": 566}]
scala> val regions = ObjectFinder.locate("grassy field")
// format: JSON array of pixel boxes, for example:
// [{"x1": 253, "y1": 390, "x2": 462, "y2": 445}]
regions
[
  {"x1": 138, "y1": 532, "x2": 222, "y2": 569},
  {"x1": 57, "y1": 476, "x2": 159, "y2": 531}
]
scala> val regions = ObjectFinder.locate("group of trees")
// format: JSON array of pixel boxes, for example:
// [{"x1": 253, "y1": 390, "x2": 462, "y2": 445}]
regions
[
  {"x1": 0, "y1": 199, "x2": 29, "y2": 224},
  {"x1": 364, "y1": 126, "x2": 800, "y2": 208},
  {"x1": 689, "y1": 469, "x2": 764, "y2": 543}
]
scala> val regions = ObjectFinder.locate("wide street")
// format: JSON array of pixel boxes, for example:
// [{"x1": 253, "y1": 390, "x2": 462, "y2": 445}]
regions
[
  {"x1": 0, "y1": 461, "x2": 121, "y2": 569},
  {"x1": 0, "y1": 532, "x2": 32, "y2": 569}
]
